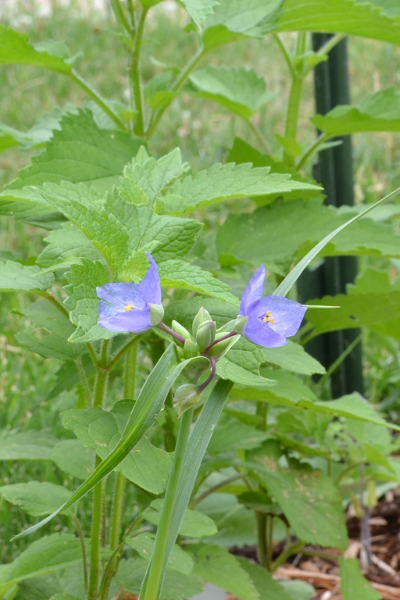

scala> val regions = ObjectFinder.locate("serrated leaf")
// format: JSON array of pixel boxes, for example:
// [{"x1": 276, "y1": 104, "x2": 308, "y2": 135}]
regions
[
  {"x1": 2, "y1": 110, "x2": 144, "y2": 199},
  {"x1": 253, "y1": 458, "x2": 348, "y2": 548},
  {"x1": 306, "y1": 269, "x2": 400, "y2": 338},
  {"x1": 279, "y1": 580, "x2": 314, "y2": 600},
  {"x1": 312, "y1": 87, "x2": 400, "y2": 135},
  {"x1": 16, "y1": 300, "x2": 82, "y2": 360},
  {"x1": 204, "y1": 0, "x2": 283, "y2": 38},
  {"x1": 217, "y1": 199, "x2": 400, "y2": 275},
  {"x1": 0, "y1": 482, "x2": 73, "y2": 517},
  {"x1": 192, "y1": 545, "x2": 259, "y2": 600},
  {"x1": 0, "y1": 261, "x2": 54, "y2": 292},
  {"x1": 50, "y1": 440, "x2": 93, "y2": 480},
  {"x1": 189, "y1": 65, "x2": 275, "y2": 119},
  {"x1": 62, "y1": 407, "x2": 172, "y2": 494},
  {"x1": 340, "y1": 557, "x2": 381, "y2": 600},
  {"x1": 0, "y1": 26, "x2": 73, "y2": 73},
  {"x1": 37, "y1": 223, "x2": 103, "y2": 269},
  {"x1": 144, "y1": 71, "x2": 179, "y2": 111},
  {"x1": 146, "y1": 499, "x2": 218, "y2": 537},
  {"x1": 0, "y1": 431, "x2": 58, "y2": 460},
  {"x1": 231, "y1": 369, "x2": 317, "y2": 406},
  {"x1": 159, "y1": 260, "x2": 238, "y2": 304},
  {"x1": 182, "y1": 0, "x2": 218, "y2": 29},
  {"x1": 159, "y1": 163, "x2": 320, "y2": 215},
  {"x1": 207, "y1": 414, "x2": 268, "y2": 455},
  {"x1": 64, "y1": 260, "x2": 114, "y2": 343},
  {"x1": 115, "y1": 558, "x2": 204, "y2": 600},
  {"x1": 226, "y1": 137, "x2": 320, "y2": 202},
  {"x1": 126, "y1": 533, "x2": 194, "y2": 575},
  {"x1": 0, "y1": 534, "x2": 84, "y2": 586},
  {"x1": 46, "y1": 355, "x2": 96, "y2": 400},
  {"x1": 263, "y1": 340, "x2": 325, "y2": 375},
  {"x1": 267, "y1": 0, "x2": 400, "y2": 46}
]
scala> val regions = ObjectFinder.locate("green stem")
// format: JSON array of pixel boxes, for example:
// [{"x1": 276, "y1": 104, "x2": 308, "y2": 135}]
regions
[
  {"x1": 124, "y1": 342, "x2": 138, "y2": 398},
  {"x1": 296, "y1": 133, "x2": 329, "y2": 171},
  {"x1": 146, "y1": 47, "x2": 206, "y2": 139},
  {"x1": 76, "y1": 357, "x2": 92, "y2": 407},
  {"x1": 334, "y1": 460, "x2": 365, "y2": 486},
  {"x1": 88, "y1": 342, "x2": 110, "y2": 600},
  {"x1": 110, "y1": 0, "x2": 130, "y2": 33},
  {"x1": 301, "y1": 549, "x2": 339, "y2": 562},
  {"x1": 246, "y1": 119, "x2": 271, "y2": 154},
  {"x1": 131, "y1": 7, "x2": 148, "y2": 136},
  {"x1": 69, "y1": 71, "x2": 127, "y2": 131},
  {"x1": 273, "y1": 34, "x2": 294, "y2": 76},
  {"x1": 283, "y1": 32, "x2": 307, "y2": 165},
  {"x1": 317, "y1": 334, "x2": 362, "y2": 390},
  {"x1": 266, "y1": 515, "x2": 274, "y2": 571},
  {"x1": 317, "y1": 33, "x2": 346, "y2": 57},
  {"x1": 108, "y1": 334, "x2": 144, "y2": 372},
  {"x1": 256, "y1": 511, "x2": 268, "y2": 568},
  {"x1": 73, "y1": 516, "x2": 89, "y2": 594},
  {"x1": 271, "y1": 540, "x2": 305, "y2": 572},
  {"x1": 140, "y1": 408, "x2": 194, "y2": 600},
  {"x1": 189, "y1": 473, "x2": 245, "y2": 509}
]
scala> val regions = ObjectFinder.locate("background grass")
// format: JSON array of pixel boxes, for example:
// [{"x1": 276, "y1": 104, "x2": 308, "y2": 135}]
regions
[{"x1": 1, "y1": 0, "x2": 400, "y2": 562}]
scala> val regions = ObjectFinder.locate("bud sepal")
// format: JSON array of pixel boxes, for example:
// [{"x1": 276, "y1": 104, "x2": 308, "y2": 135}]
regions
[
  {"x1": 173, "y1": 384, "x2": 202, "y2": 417},
  {"x1": 192, "y1": 307, "x2": 212, "y2": 337},
  {"x1": 196, "y1": 320, "x2": 216, "y2": 353}
]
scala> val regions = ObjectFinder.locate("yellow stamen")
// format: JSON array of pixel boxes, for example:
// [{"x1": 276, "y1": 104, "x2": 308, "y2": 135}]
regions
[
  {"x1": 125, "y1": 305, "x2": 133, "y2": 312},
  {"x1": 263, "y1": 311, "x2": 274, "y2": 324}
]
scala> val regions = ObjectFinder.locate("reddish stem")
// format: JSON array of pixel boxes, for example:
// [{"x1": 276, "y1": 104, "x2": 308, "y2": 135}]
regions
[
  {"x1": 198, "y1": 357, "x2": 216, "y2": 392},
  {"x1": 157, "y1": 322, "x2": 186, "y2": 345},
  {"x1": 202, "y1": 331, "x2": 237, "y2": 356}
]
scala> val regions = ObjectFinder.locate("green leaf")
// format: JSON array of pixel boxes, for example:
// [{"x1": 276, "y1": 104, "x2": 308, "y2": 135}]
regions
[
  {"x1": 64, "y1": 260, "x2": 113, "y2": 344},
  {"x1": 207, "y1": 414, "x2": 268, "y2": 455},
  {"x1": 146, "y1": 499, "x2": 218, "y2": 537},
  {"x1": 340, "y1": 558, "x2": 381, "y2": 600},
  {"x1": 191, "y1": 545, "x2": 259, "y2": 600},
  {"x1": 267, "y1": 0, "x2": 400, "y2": 46},
  {"x1": 306, "y1": 270, "x2": 400, "y2": 339},
  {"x1": 279, "y1": 580, "x2": 314, "y2": 600},
  {"x1": 217, "y1": 199, "x2": 400, "y2": 276},
  {"x1": 37, "y1": 223, "x2": 103, "y2": 269},
  {"x1": 126, "y1": 533, "x2": 194, "y2": 576},
  {"x1": 2, "y1": 110, "x2": 144, "y2": 197},
  {"x1": 0, "y1": 534, "x2": 84, "y2": 586},
  {"x1": 0, "y1": 431, "x2": 58, "y2": 460},
  {"x1": 0, "y1": 261, "x2": 54, "y2": 292},
  {"x1": 144, "y1": 71, "x2": 179, "y2": 111},
  {"x1": 181, "y1": 0, "x2": 218, "y2": 29},
  {"x1": 239, "y1": 368, "x2": 317, "y2": 406},
  {"x1": 50, "y1": 440, "x2": 93, "y2": 480},
  {"x1": 115, "y1": 558, "x2": 204, "y2": 600},
  {"x1": 254, "y1": 459, "x2": 348, "y2": 548},
  {"x1": 226, "y1": 137, "x2": 320, "y2": 202},
  {"x1": 0, "y1": 482, "x2": 73, "y2": 517},
  {"x1": 312, "y1": 87, "x2": 400, "y2": 135},
  {"x1": 16, "y1": 300, "x2": 82, "y2": 361},
  {"x1": 237, "y1": 557, "x2": 294, "y2": 600},
  {"x1": 263, "y1": 341, "x2": 325, "y2": 375},
  {"x1": 204, "y1": 0, "x2": 283, "y2": 38},
  {"x1": 0, "y1": 26, "x2": 73, "y2": 73},
  {"x1": 189, "y1": 66, "x2": 275, "y2": 119},
  {"x1": 159, "y1": 260, "x2": 238, "y2": 304},
  {"x1": 158, "y1": 163, "x2": 320, "y2": 215},
  {"x1": 63, "y1": 408, "x2": 172, "y2": 494},
  {"x1": 46, "y1": 355, "x2": 96, "y2": 400}
]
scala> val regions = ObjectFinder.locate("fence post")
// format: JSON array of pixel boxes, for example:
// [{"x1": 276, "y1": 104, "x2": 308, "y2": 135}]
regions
[{"x1": 298, "y1": 34, "x2": 363, "y2": 397}]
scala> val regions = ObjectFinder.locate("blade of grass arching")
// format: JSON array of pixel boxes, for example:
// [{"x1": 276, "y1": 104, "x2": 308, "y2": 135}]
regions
[
  {"x1": 13, "y1": 347, "x2": 209, "y2": 540},
  {"x1": 139, "y1": 378, "x2": 234, "y2": 600},
  {"x1": 274, "y1": 187, "x2": 400, "y2": 298}
]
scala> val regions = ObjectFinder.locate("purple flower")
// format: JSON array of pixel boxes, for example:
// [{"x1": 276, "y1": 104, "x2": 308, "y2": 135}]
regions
[
  {"x1": 239, "y1": 265, "x2": 307, "y2": 348},
  {"x1": 96, "y1": 252, "x2": 164, "y2": 333}
]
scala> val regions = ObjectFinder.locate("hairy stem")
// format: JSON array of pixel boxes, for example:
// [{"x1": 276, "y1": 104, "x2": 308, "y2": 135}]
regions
[
  {"x1": 73, "y1": 516, "x2": 89, "y2": 594},
  {"x1": 246, "y1": 120, "x2": 271, "y2": 154},
  {"x1": 140, "y1": 408, "x2": 194, "y2": 600},
  {"x1": 271, "y1": 540, "x2": 305, "y2": 572},
  {"x1": 273, "y1": 34, "x2": 295, "y2": 76},
  {"x1": 76, "y1": 357, "x2": 92, "y2": 407},
  {"x1": 108, "y1": 334, "x2": 144, "y2": 372},
  {"x1": 131, "y1": 6, "x2": 148, "y2": 136},
  {"x1": 296, "y1": 132, "x2": 329, "y2": 170},
  {"x1": 256, "y1": 511, "x2": 268, "y2": 569},
  {"x1": 146, "y1": 47, "x2": 206, "y2": 139},
  {"x1": 110, "y1": 0, "x2": 130, "y2": 33},
  {"x1": 69, "y1": 71, "x2": 127, "y2": 130},
  {"x1": 283, "y1": 32, "x2": 307, "y2": 165},
  {"x1": 190, "y1": 473, "x2": 245, "y2": 508}
]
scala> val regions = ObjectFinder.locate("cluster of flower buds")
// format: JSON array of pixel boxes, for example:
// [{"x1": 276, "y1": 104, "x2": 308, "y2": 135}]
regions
[{"x1": 171, "y1": 308, "x2": 246, "y2": 416}]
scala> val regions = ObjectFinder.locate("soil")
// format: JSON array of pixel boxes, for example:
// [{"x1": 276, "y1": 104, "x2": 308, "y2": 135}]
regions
[{"x1": 229, "y1": 488, "x2": 400, "y2": 600}]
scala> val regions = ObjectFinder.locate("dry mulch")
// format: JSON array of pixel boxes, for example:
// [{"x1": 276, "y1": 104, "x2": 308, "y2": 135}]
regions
[{"x1": 229, "y1": 489, "x2": 400, "y2": 600}]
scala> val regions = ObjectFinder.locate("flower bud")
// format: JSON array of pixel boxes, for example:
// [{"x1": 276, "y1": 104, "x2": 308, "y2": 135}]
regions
[
  {"x1": 192, "y1": 307, "x2": 212, "y2": 337},
  {"x1": 207, "y1": 334, "x2": 240, "y2": 358},
  {"x1": 196, "y1": 320, "x2": 216, "y2": 353},
  {"x1": 182, "y1": 356, "x2": 210, "y2": 383},
  {"x1": 217, "y1": 316, "x2": 248, "y2": 336},
  {"x1": 172, "y1": 320, "x2": 192, "y2": 341},
  {"x1": 183, "y1": 338, "x2": 200, "y2": 359},
  {"x1": 173, "y1": 384, "x2": 201, "y2": 417},
  {"x1": 148, "y1": 303, "x2": 164, "y2": 326}
]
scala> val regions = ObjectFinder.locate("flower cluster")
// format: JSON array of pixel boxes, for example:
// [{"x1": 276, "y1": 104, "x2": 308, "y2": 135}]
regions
[{"x1": 96, "y1": 253, "x2": 307, "y2": 414}]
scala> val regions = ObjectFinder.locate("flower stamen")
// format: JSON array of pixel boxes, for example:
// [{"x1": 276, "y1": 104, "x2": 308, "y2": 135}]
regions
[
  {"x1": 263, "y1": 311, "x2": 274, "y2": 324},
  {"x1": 125, "y1": 305, "x2": 133, "y2": 312}
]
